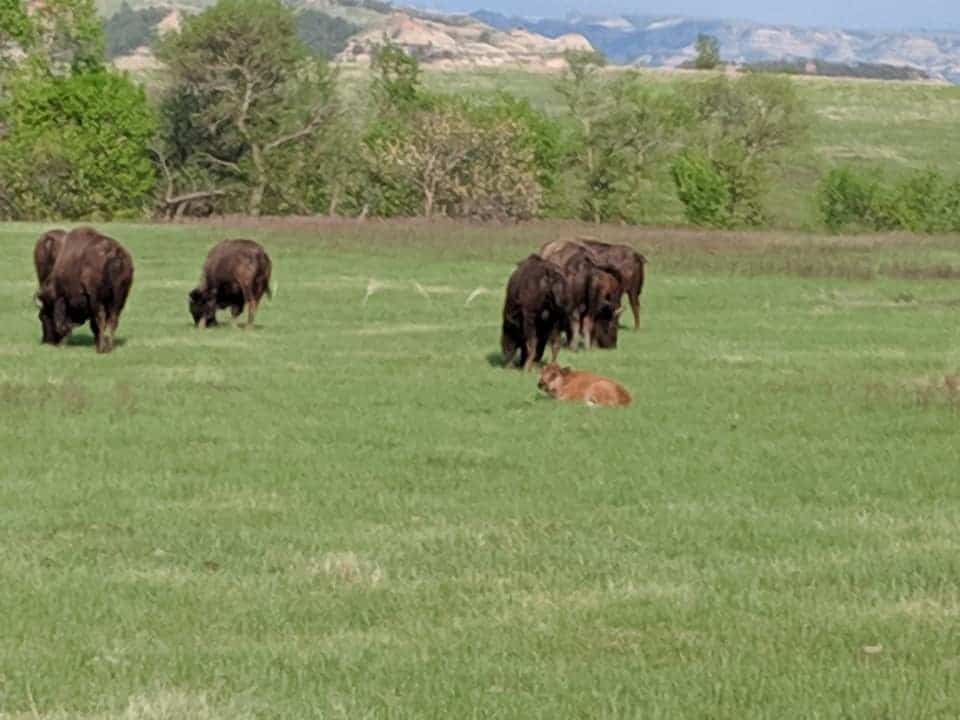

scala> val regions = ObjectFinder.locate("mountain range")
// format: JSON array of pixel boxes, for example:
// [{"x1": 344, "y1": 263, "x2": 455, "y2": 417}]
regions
[
  {"x1": 472, "y1": 10, "x2": 960, "y2": 83},
  {"x1": 100, "y1": 1, "x2": 960, "y2": 84}
]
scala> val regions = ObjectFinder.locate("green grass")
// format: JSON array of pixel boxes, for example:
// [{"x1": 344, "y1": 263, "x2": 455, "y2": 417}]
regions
[{"x1": 3, "y1": 220, "x2": 960, "y2": 718}]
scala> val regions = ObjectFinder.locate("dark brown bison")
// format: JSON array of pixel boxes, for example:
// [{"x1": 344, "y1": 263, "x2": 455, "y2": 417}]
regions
[
  {"x1": 541, "y1": 238, "x2": 647, "y2": 330},
  {"x1": 34, "y1": 227, "x2": 134, "y2": 353},
  {"x1": 578, "y1": 239, "x2": 646, "y2": 329},
  {"x1": 541, "y1": 241, "x2": 624, "y2": 349},
  {"x1": 501, "y1": 255, "x2": 572, "y2": 371},
  {"x1": 189, "y1": 240, "x2": 272, "y2": 329},
  {"x1": 33, "y1": 229, "x2": 67, "y2": 285}
]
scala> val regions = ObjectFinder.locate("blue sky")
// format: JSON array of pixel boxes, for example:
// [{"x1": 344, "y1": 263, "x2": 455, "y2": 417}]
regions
[{"x1": 411, "y1": 0, "x2": 960, "y2": 32}]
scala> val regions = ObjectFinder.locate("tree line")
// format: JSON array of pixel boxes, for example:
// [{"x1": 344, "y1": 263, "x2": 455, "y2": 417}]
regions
[{"x1": 0, "y1": 0, "x2": 941, "y2": 233}]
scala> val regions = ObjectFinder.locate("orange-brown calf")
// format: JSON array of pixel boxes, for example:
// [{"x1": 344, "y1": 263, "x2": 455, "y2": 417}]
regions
[{"x1": 537, "y1": 363, "x2": 632, "y2": 407}]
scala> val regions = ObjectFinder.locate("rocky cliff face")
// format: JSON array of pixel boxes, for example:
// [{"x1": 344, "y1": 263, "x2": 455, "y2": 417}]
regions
[
  {"x1": 337, "y1": 12, "x2": 593, "y2": 69},
  {"x1": 101, "y1": 1, "x2": 594, "y2": 72}
]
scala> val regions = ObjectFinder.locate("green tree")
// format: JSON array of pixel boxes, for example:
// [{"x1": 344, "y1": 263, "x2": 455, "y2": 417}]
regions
[
  {"x1": 556, "y1": 49, "x2": 608, "y2": 222},
  {"x1": 0, "y1": 69, "x2": 156, "y2": 219},
  {"x1": 157, "y1": 0, "x2": 338, "y2": 216},
  {"x1": 587, "y1": 74, "x2": 691, "y2": 223},
  {"x1": 28, "y1": 0, "x2": 104, "y2": 73},
  {"x1": 678, "y1": 75, "x2": 809, "y2": 226},
  {"x1": 295, "y1": 9, "x2": 359, "y2": 59},
  {"x1": 103, "y1": 1, "x2": 168, "y2": 59},
  {"x1": 694, "y1": 33, "x2": 721, "y2": 70},
  {"x1": 370, "y1": 40, "x2": 425, "y2": 114}
]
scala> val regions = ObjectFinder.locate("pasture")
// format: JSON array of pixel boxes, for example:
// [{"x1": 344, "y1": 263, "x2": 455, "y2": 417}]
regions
[{"x1": 2, "y1": 220, "x2": 960, "y2": 718}]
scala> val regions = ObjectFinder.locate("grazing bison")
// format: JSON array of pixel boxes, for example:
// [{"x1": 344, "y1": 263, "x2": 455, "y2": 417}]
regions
[
  {"x1": 34, "y1": 227, "x2": 134, "y2": 353},
  {"x1": 33, "y1": 229, "x2": 67, "y2": 285},
  {"x1": 541, "y1": 241, "x2": 624, "y2": 349},
  {"x1": 578, "y1": 239, "x2": 646, "y2": 330},
  {"x1": 501, "y1": 254, "x2": 572, "y2": 371},
  {"x1": 189, "y1": 239, "x2": 272, "y2": 329},
  {"x1": 541, "y1": 238, "x2": 647, "y2": 330}
]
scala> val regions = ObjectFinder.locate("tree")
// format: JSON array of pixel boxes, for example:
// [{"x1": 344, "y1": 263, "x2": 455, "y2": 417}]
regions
[
  {"x1": 103, "y1": 2, "x2": 168, "y2": 59},
  {"x1": 157, "y1": 0, "x2": 338, "y2": 216},
  {"x1": 585, "y1": 74, "x2": 691, "y2": 223},
  {"x1": 556, "y1": 49, "x2": 608, "y2": 222},
  {"x1": 375, "y1": 104, "x2": 540, "y2": 221},
  {"x1": 694, "y1": 33, "x2": 721, "y2": 70},
  {"x1": 295, "y1": 9, "x2": 359, "y2": 59},
  {"x1": 677, "y1": 75, "x2": 810, "y2": 226},
  {"x1": 370, "y1": 40, "x2": 425, "y2": 115},
  {"x1": 0, "y1": 69, "x2": 156, "y2": 219}
]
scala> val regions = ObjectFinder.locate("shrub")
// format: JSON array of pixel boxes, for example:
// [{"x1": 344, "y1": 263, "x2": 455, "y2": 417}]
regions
[
  {"x1": 817, "y1": 167, "x2": 880, "y2": 232},
  {"x1": 0, "y1": 68, "x2": 156, "y2": 219},
  {"x1": 671, "y1": 150, "x2": 731, "y2": 227}
]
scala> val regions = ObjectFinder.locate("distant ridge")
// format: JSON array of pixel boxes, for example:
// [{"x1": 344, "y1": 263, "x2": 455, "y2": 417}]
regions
[{"x1": 473, "y1": 9, "x2": 960, "y2": 84}]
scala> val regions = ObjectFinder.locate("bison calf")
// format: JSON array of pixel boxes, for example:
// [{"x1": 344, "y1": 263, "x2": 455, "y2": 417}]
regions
[
  {"x1": 34, "y1": 227, "x2": 134, "y2": 353},
  {"x1": 501, "y1": 254, "x2": 572, "y2": 371},
  {"x1": 189, "y1": 240, "x2": 272, "y2": 329}
]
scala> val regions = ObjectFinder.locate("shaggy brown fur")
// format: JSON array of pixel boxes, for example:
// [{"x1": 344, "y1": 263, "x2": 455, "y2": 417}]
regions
[
  {"x1": 35, "y1": 227, "x2": 134, "y2": 353},
  {"x1": 33, "y1": 229, "x2": 67, "y2": 285},
  {"x1": 542, "y1": 238, "x2": 647, "y2": 330},
  {"x1": 538, "y1": 363, "x2": 632, "y2": 407},
  {"x1": 540, "y1": 241, "x2": 624, "y2": 349},
  {"x1": 189, "y1": 239, "x2": 272, "y2": 329},
  {"x1": 501, "y1": 255, "x2": 572, "y2": 371}
]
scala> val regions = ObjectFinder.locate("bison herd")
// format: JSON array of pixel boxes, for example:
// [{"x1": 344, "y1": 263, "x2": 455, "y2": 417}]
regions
[
  {"x1": 30, "y1": 227, "x2": 644, "y2": 407},
  {"x1": 501, "y1": 237, "x2": 646, "y2": 371},
  {"x1": 32, "y1": 226, "x2": 272, "y2": 353}
]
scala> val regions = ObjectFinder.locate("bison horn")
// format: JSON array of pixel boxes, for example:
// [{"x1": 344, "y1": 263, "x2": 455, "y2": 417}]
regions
[{"x1": 33, "y1": 292, "x2": 43, "y2": 309}]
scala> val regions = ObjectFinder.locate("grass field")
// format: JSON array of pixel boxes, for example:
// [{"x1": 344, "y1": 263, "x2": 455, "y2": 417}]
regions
[{"x1": 3, "y1": 220, "x2": 960, "y2": 718}]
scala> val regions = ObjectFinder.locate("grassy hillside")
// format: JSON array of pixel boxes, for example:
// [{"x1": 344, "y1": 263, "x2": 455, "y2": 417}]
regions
[
  {"x1": 421, "y1": 68, "x2": 960, "y2": 228},
  {"x1": 3, "y1": 220, "x2": 960, "y2": 717}
]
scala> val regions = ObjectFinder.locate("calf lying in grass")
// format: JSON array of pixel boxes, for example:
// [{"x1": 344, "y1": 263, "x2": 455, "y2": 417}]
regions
[{"x1": 537, "y1": 363, "x2": 632, "y2": 407}]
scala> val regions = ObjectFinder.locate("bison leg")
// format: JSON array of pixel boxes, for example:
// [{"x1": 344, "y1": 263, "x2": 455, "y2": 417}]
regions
[
  {"x1": 581, "y1": 315, "x2": 594, "y2": 351},
  {"x1": 245, "y1": 299, "x2": 258, "y2": 330},
  {"x1": 91, "y1": 306, "x2": 111, "y2": 353},
  {"x1": 567, "y1": 312, "x2": 581, "y2": 350},
  {"x1": 629, "y1": 292, "x2": 641, "y2": 330},
  {"x1": 549, "y1": 329, "x2": 564, "y2": 363},
  {"x1": 522, "y1": 337, "x2": 538, "y2": 372}
]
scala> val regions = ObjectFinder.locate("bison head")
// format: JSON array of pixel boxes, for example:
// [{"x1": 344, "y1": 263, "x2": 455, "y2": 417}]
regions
[
  {"x1": 35, "y1": 288, "x2": 71, "y2": 345},
  {"x1": 538, "y1": 363, "x2": 569, "y2": 396},
  {"x1": 188, "y1": 287, "x2": 217, "y2": 328}
]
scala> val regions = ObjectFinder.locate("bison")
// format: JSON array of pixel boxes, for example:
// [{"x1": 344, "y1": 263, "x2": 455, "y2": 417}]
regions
[
  {"x1": 541, "y1": 238, "x2": 647, "y2": 330},
  {"x1": 33, "y1": 229, "x2": 67, "y2": 285},
  {"x1": 541, "y1": 241, "x2": 624, "y2": 349},
  {"x1": 578, "y1": 239, "x2": 646, "y2": 330},
  {"x1": 34, "y1": 227, "x2": 134, "y2": 353},
  {"x1": 501, "y1": 254, "x2": 572, "y2": 371},
  {"x1": 189, "y1": 239, "x2": 272, "y2": 329}
]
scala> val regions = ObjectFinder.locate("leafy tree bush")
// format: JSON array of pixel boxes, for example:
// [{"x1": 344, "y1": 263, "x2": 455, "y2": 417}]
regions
[
  {"x1": 818, "y1": 167, "x2": 960, "y2": 233},
  {"x1": 0, "y1": 68, "x2": 156, "y2": 219},
  {"x1": 678, "y1": 75, "x2": 810, "y2": 226},
  {"x1": 817, "y1": 167, "x2": 883, "y2": 232},
  {"x1": 295, "y1": 9, "x2": 359, "y2": 59},
  {"x1": 103, "y1": 1, "x2": 168, "y2": 59},
  {"x1": 671, "y1": 149, "x2": 731, "y2": 227},
  {"x1": 694, "y1": 34, "x2": 721, "y2": 70},
  {"x1": 157, "y1": 0, "x2": 338, "y2": 216}
]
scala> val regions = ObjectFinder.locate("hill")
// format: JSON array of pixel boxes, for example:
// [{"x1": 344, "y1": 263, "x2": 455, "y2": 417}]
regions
[
  {"x1": 473, "y1": 10, "x2": 960, "y2": 84},
  {"x1": 101, "y1": 0, "x2": 595, "y2": 70}
]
